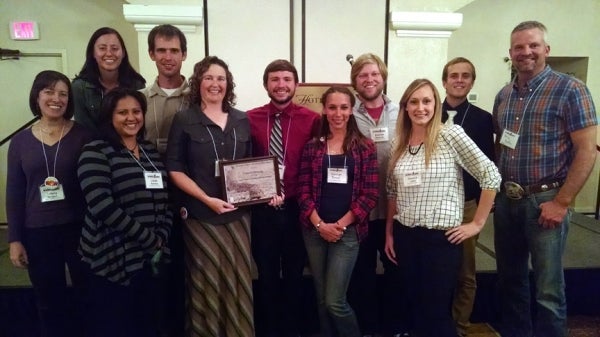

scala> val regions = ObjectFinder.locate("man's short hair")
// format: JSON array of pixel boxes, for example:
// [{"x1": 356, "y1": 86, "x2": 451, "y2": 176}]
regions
[
  {"x1": 512, "y1": 20, "x2": 547, "y2": 35},
  {"x1": 148, "y1": 24, "x2": 187, "y2": 53},
  {"x1": 262, "y1": 59, "x2": 299, "y2": 86},
  {"x1": 442, "y1": 57, "x2": 476, "y2": 82},
  {"x1": 350, "y1": 53, "x2": 388, "y2": 90},
  {"x1": 511, "y1": 20, "x2": 548, "y2": 43}
]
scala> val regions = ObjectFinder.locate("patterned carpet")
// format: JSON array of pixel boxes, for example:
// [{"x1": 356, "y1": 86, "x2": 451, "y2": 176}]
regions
[{"x1": 569, "y1": 315, "x2": 600, "y2": 337}]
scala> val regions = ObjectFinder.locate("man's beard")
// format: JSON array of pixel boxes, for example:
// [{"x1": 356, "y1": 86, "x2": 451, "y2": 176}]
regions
[
  {"x1": 269, "y1": 93, "x2": 294, "y2": 105},
  {"x1": 358, "y1": 88, "x2": 383, "y2": 102}
]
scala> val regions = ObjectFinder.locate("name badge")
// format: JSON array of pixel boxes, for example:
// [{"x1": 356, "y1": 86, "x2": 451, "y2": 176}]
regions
[
  {"x1": 144, "y1": 171, "x2": 164, "y2": 189},
  {"x1": 156, "y1": 138, "x2": 168, "y2": 154},
  {"x1": 402, "y1": 171, "x2": 421, "y2": 187},
  {"x1": 327, "y1": 167, "x2": 348, "y2": 184},
  {"x1": 39, "y1": 177, "x2": 65, "y2": 202},
  {"x1": 278, "y1": 164, "x2": 286, "y2": 180},
  {"x1": 499, "y1": 130, "x2": 519, "y2": 149},
  {"x1": 369, "y1": 127, "x2": 389, "y2": 142},
  {"x1": 215, "y1": 160, "x2": 221, "y2": 177}
]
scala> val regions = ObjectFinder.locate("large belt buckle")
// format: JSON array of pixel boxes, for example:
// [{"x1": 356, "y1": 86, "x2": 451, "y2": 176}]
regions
[{"x1": 504, "y1": 181, "x2": 525, "y2": 200}]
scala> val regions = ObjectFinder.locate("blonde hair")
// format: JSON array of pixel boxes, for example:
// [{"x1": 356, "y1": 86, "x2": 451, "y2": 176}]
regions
[
  {"x1": 388, "y1": 79, "x2": 443, "y2": 173},
  {"x1": 350, "y1": 53, "x2": 388, "y2": 90}
]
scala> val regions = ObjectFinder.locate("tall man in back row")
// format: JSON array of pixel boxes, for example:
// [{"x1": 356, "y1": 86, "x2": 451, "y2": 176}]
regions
[
  {"x1": 247, "y1": 59, "x2": 320, "y2": 337},
  {"x1": 142, "y1": 24, "x2": 190, "y2": 337},
  {"x1": 143, "y1": 24, "x2": 190, "y2": 155},
  {"x1": 441, "y1": 57, "x2": 495, "y2": 337},
  {"x1": 493, "y1": 20, "x2": 597, "y2": 337}
]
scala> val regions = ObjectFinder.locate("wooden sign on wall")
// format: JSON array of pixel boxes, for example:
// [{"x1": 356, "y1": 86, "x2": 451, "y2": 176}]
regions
[{"x1": 293, "y1": 83, "x2": 355, "y2": 113}]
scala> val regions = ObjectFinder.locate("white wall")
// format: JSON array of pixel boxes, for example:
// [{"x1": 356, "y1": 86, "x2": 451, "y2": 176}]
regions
[
  {"x1": 207, "y1": 0, "x2": 291, "y2": 111},
  {"x1": 449, "y1": 0, "x2": 600, "y2": 113},
  {"x1": 303, "y1": 1, "x2": 386, "y2": 84},
  {"x1": 386, "y1": 0, "x2": 471, "y2": 105}
]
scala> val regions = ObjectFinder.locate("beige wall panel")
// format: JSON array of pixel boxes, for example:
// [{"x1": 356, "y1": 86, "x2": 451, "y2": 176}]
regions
[
  {"x1": 304, "y1": 0, "x2": 386, "y2": 85},
  {"x1": 206, "y1": 0, "x2": 291, "y2": 111}
]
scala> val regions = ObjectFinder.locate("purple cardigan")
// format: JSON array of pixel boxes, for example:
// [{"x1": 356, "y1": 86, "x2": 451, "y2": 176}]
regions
[{"x1": 297, "y1": 137, "x2": 379, "y2": 242}]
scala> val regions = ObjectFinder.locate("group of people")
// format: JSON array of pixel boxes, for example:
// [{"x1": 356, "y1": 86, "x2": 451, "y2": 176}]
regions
[{"x1": 6, "y1": 19, "x2": 597, "y2": 337}]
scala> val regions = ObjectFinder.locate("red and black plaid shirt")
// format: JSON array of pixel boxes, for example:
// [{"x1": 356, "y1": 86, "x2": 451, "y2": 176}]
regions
[{"x1": 298, "y1": 138, "x2": 379, "y2": 242}]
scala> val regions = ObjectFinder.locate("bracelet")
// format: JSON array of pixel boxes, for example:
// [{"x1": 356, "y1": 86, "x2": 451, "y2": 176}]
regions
[{"x1": 315, "y1": 220, "x2": 322, "y2": 232}]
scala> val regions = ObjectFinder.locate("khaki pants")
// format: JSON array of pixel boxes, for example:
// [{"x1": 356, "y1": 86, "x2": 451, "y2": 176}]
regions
[{"x1": 452, "y1": 199, "x2": 478, "y2": 336}]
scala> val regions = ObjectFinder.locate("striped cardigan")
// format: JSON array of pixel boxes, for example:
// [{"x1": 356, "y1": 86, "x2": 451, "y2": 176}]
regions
[{"x1": 77, "y1": 139, "x2": 172, "y2": 285}]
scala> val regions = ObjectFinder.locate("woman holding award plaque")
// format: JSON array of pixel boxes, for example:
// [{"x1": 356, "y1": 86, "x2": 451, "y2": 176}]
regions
[
  {"x1": 298, "y1": 86, "x2": 379, "y2": 337},
  {"x1": 166, "y1": 56, "x2": 282, "y2": 337},
  {"x1": 6, "y1": 70, "x2": 93, "y2": 337}
]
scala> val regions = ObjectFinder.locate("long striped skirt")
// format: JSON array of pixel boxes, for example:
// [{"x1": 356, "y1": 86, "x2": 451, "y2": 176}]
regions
[{"x1": 183, "y1": 214, "x2": 254, "y2": 337}]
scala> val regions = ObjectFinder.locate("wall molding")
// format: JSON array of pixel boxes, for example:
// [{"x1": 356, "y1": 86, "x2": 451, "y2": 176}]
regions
[
  {"x1": 389, "y1": 11, "x2": 463, "y2": 38},
  {"x1": 123, "y1": 4, "x2": 203, "y2": 32}
]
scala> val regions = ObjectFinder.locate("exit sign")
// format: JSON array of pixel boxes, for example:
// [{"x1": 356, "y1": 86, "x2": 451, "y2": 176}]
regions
[{"x1": 10, "y1": 21, "x2": 39, "y2": 40}]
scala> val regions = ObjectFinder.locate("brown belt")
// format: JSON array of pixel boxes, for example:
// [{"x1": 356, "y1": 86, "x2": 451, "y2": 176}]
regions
[{"x1": 503, "y1": 179, "x2": 564, "y2": 200}]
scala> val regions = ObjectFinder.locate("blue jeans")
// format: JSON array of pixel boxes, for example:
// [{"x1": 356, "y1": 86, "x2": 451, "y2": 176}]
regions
[
  {"x1": 494, "y1": 189, "x2": 569, "y2": 337},
  {"x1": 303, "y1": 226, "x2": 360, "y2": 337}
]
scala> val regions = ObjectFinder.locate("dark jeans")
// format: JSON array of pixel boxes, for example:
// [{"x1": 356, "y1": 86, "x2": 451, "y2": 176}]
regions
[
  {"x1": 24, "y1": 224, "x2": 87, "y2": 337},
  {"x1": 86, "y1": 267, "x2": 160, "y2": 337},
  {"x1": 251, "y1": 201, "x2": 306, "y2": 336},
  {"x1": 348, "y1": 219, "x2": 410, "y2": 335},
  {"x1": 394, "y1": 222, "x2": 461, "y2": 337}
]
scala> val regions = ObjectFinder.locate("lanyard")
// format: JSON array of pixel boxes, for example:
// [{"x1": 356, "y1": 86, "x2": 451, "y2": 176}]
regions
[
  {"x1": 458, "y1": 103, "x2": 470, "y2": 126},
  {"x1": 39, "y1": 123, "x2": 65, "y2": 179},
  {"x1": 128, "y1": 145, "x2": 161, "y2": 172},
  {"x1": 206, "y1": 126, "x2": 237, "y2": 161},
  {"x1": 502, "y1": 78, "x2": 547, "y2": 134}
]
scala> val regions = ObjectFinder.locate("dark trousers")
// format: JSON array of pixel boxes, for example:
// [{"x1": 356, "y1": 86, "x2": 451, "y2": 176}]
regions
[
  {"x1": 86, "y1": 267, "x2": 159, "y2": 337},
  {"x1": 157, "y1": 214, "x2": 185, "y2": 337},
  {"x1": 24, "y1": 224, "x2": 87, "y2": 337},
  {"x1": 395, "y1": 222, "x2": 461, "y2": 337},
  {"x1": 251, "y1": 201, "x2": 306, "y2": 336},
  {"x1": 348, "y1": 219, "x2": 410, "y2": 335}
]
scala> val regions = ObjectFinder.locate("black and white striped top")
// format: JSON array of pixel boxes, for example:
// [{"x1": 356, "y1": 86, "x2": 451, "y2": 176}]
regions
[{"x1": 77, "y1": 139, "x2": 172, "y2": 285}]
